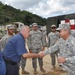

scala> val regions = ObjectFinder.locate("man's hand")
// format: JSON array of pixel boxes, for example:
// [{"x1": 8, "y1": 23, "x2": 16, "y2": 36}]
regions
[
  {"x1": 38, "y1": 51, "x2": 45, "y2": 58},
  {"x1": 29, "y1": 50, "x2": 32, "y2": 53},
  {"x1": 58, "y1": 57, "x2": 66, "y2": 63},
  {"x1": 42, "y1": 47, "x2": 45, "y2": 51}
]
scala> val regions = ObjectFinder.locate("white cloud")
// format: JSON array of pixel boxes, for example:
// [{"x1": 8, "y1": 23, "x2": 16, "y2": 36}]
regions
[{"x1": 0, "y1": 0, "x2": 75, "y2": 18}]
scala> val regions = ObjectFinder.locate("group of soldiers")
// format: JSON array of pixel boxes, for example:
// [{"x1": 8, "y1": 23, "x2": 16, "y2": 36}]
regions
[
  {"x1": 1, "y1": 22, "x2": 75, "y2": 75},
  {"x1": 0, "y1": 23, "x2": 61, "y2": 74},
  {"x1": 21, "y1": 23, "x2": 60, "y2": 74}
]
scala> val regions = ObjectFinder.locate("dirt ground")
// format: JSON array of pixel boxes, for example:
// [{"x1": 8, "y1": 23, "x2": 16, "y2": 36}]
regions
[
  {"x1": 19, "y1": 55, "x2": 67, "y2": 75},
  {"x1": 19, "y1": 45, "x2": 67, "y2": 75}
]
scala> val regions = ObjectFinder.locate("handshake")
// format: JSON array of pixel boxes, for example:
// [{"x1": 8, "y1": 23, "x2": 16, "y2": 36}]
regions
[{"x1": 38, "y1": 51, "x2": 45, "y2": 58}]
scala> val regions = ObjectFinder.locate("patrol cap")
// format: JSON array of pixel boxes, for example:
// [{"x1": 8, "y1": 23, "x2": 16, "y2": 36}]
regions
[
  {"x1": 29, "y1": 25, "x2": 32, "y2": 28},
  {"x1": 56, "y1": 23, "x2": 70, "y2": 31},
  {"x1": 32, "y1": 23, "x2": 38, "y2": 26},
  {"x1": 40, "y1": 27, "x2": 46, "y2": 31},
  {"x1": 17, "y1": 25, "x2": 25, "y2": 32},
  {"x1": 17, "y1": 28, "x2": 21, "y2": 32},
  {"x1": 51, "y1": 24, "x2": 56, "y2": 27},
  {"x1": 7, "y1": 24, "x2": 14, "y2": 29}
]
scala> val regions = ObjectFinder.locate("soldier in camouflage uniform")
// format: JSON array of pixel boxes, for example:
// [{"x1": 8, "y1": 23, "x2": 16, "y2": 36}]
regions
[
  {"x1": 48, "y1": 25, "x2": 59, "y2": 69},
  {"x1": 0, "y1": 32, "x2": 3, "y2": 40},
  {"x1": 40, "y1": 27, "x2": 47, "y2": 50},
  {"x1": 0, "y1": 25, "x2": 14, "y2": 51},
  {"x1": 27, "y1": 23, "x2": 46, "y2": 74},
  {"x1": 20, "y1": 56, "x2": 29, "y2": 74},
  {"x1": 39, "y1": 23, "x2": 75, "y2": 75}
]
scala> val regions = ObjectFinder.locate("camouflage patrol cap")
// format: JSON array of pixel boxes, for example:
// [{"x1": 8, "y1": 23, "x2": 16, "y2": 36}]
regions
[
  {"x1": 51, "y1": 24, "x2": 56, "y2": 27},
  {"x1": 56, "y1": 23, "x2": 70, "y2": 31},
  {"x1": 29, "y1": 25, "x2": 32, "y2": 28},
  {"x1": 7, "y1": 24, "x2": 14, "y2": 29},
  {"x1": 32, "y1": 23, "x2": 38, "y2": 26},
  {"x1": 17, "y1": 28, "x2": 21, "y2": 32}
]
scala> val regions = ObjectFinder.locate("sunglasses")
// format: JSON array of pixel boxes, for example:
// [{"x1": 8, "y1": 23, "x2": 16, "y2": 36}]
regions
[
  {"x1": 57, "y1": 30, "x2": 60, "y2": 32},
  {"x1": 51, "y1": 27, "x2": 56, "y2": 29}
]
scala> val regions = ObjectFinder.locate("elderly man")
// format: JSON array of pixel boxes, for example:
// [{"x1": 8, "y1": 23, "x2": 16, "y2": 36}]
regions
[
  {"x1": 27, "y1": 23, "x2": 46, "y2": 74},
  {"x1": 2, "y1": 26, "x2": 40, "y2": 75},
  {"x1": 39, "y1": 23, "x2": 75, "y2": 75},
  {"x1": 16, "y1": 28, "x2": 29, "y2": 74}
]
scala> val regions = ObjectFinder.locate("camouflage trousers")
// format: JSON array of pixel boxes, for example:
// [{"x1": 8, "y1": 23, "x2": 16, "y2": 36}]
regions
[
  {"x1": 50, "y1": 51, "x2": 58, "y2": 66},
  {"x1": 20, "y1": 57, "x2": 27, "y2": 69},
  {"x1": 32, "y1": 49, "x2": 43, "y2": 69}
]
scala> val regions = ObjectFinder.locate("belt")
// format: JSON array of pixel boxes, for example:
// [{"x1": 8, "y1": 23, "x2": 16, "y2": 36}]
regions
[{"x1": 3, "y1": 57, "x2": 17, "y2": 65}]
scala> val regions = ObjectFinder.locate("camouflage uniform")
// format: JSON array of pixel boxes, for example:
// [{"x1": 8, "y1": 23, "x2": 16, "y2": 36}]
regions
[
  {"x1": 0, "y1": 25, "x2": 14, "y2": 51},
  {"x1": 28, "y1": 29, "x2": 46, "y2": 70},
  {"x1": 40, "y1": 27, "x2": 47, "y2": 47},
  {"x1": 0, "y1": 34, "x2": 14, "y2": 51},
  {"x1": 44, "y1": 35, "x2": 75, "y2": 75},
  {"x1": 48, "y1": 31, "x2": 59, "y2": 67},
  {"x1": 42, "y1": 30, "x2": 47, "y2": 48},
  {"x1": 0, "y1": 32, "x2": 3, "y2": 39},
  {"x1": 20, "y1": 56, "x2": 27, "y2": 70}
]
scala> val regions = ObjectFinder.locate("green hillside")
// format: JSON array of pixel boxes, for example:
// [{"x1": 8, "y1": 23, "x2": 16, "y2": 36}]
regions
[{"x1": 0, "y1": 1, "x2": 46, "y2": 26}]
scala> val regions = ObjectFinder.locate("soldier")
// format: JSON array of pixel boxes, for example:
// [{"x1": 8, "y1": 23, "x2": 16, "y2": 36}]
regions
[
  {"x1": 48, "y1": 24, "x2": 59, "y2": 69},
  {"x1": 20, "y1": 56, "x2": 29, "y2": 74},
  {"x1": 39, "y1": 23, "x2": 75, "y2": 75},
  {"x1": 40, "y1": 27, "x2": 47, "y2": 50},
  {"x1": 0, "y1": 32, "x2": 3, "y2": 40},
  {"x1": 27, "y1": 23, "x2": 46, "y2": 74},
  {"x1": 0, "y1": 24, "x2": 14, "y2": 51}
]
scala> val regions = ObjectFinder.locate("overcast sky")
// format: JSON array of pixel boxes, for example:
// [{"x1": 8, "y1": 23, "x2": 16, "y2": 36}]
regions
[{"x1": 0, "y1": 0, "x2": 75, "y2": 18}]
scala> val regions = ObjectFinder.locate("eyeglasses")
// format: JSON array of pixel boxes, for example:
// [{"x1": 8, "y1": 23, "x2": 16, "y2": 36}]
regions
[{"x1": 51, "y1": 27, "x2": 56, "y2": 29}]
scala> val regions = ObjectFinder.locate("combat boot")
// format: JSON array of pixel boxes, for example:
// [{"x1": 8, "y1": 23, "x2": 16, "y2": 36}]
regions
[
  {"x1": 40, "y1": 67, "x2": 46, "y2": 73},
  {"x1": 21, "y1": 69, "x2": 29, "y2": 74},
  {"x1": 51, "y1": 66, "x2": 55, "y2": 70},
  {"x1": 34, "y1": 68, "x2": 38, "y2": 74}
]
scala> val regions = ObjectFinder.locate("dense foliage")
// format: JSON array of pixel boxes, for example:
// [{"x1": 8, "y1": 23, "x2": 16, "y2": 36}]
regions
[{"x1": 0, "y1": 2, "x2": 46, "y2": 26}]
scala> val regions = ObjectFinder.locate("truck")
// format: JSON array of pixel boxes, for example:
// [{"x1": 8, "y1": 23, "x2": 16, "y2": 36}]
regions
[
  {"x1": 12, "y1": 22, "x2": 24, "y2": 34},
  {"x1": 46, "y1": 13, "x2": 75, "y2": 36}
]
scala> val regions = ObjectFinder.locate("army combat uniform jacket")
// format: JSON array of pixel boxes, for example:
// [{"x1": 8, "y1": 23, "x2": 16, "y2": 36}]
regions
[{"x1": 44, "y1": 35, "x2": 75, "y2": 75}]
